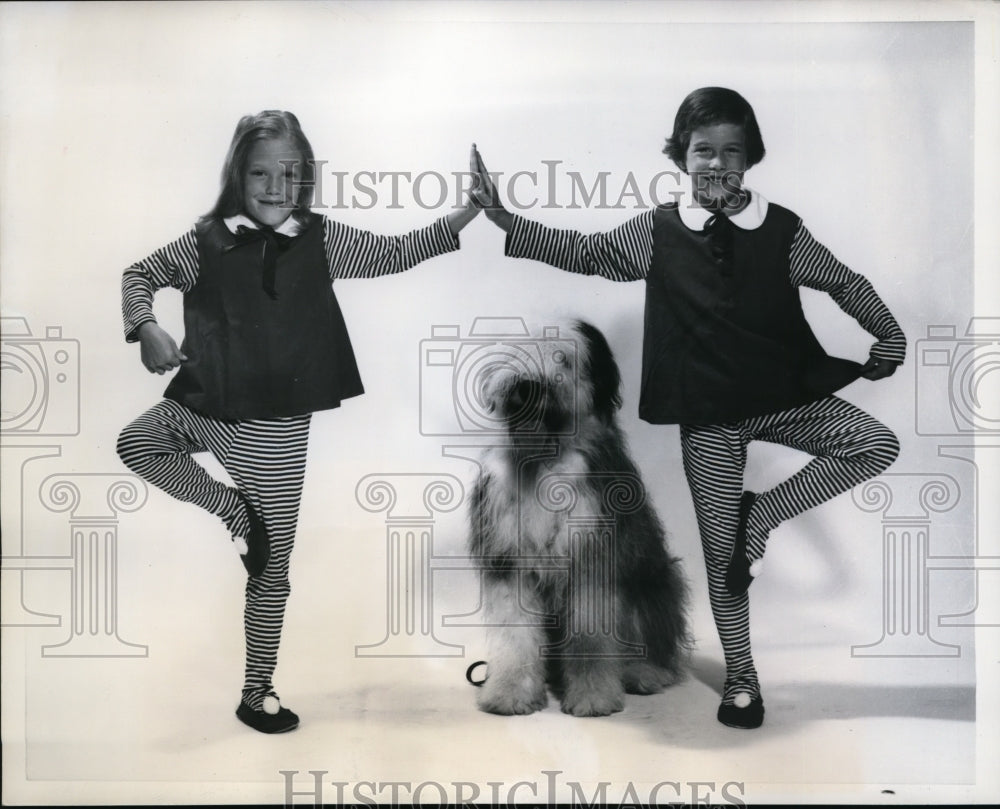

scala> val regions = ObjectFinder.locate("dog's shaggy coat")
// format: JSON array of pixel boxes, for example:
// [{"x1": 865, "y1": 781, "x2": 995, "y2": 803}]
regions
[{"x1": 470, "y1": 321, "x2": 689, "y2": 716}]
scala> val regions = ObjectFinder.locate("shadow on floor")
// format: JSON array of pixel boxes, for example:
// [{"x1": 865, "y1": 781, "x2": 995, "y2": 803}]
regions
[
  {"x1": 293, "y1": 653, "x2": 974, "y2": 754},
  {"x1": 687, "y1": 652, "x2": 975, "y2": 723}
]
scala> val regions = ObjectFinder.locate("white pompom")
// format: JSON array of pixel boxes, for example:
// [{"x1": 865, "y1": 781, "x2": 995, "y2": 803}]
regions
[
  {"x1": 262, "y1": 695, "x2": 281, "y2": 715},
  {"x1": 749, "y1": 559, "x2": 763, "y2": 578},
  {"x1": 234, "y1": 537, "x2": 249, "y2": 555},
  {"x1": 733, "y1": 692, "x2": 752, "y2": 709}
]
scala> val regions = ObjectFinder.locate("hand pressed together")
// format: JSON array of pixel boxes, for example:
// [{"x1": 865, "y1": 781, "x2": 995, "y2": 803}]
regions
[
  {"x1": 445, "y1": 144, "x2": 489, "y2": 236},
  {"x1": 469, "y1": 144, "x2": 513, "y2": 232}
]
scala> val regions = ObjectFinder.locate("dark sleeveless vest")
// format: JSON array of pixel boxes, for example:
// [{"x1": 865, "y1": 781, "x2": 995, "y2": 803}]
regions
[
  {"x1": 638, "y1": 203, "x2": 862, "y2": 425},
  {"x1": 163, "y1": 216, "x2": 364, "y2": 420}
]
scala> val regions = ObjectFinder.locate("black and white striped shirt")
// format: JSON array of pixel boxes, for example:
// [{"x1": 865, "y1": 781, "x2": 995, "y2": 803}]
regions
[
  {"x1": 505, "y1": 203, "x2": 906, "y2": 365},
  {"x1": 122, "y1": 216, "x2": 458, "y2": 341}
]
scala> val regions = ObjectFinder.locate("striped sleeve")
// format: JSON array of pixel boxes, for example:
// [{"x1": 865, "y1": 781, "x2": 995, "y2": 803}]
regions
[
  {"x1": 504, "y1": 210, "x2": 654, "y2": 281},
  {"x1": 323, "y1": 216, "x2": 459, "y2": 280},
  {"x1": 789, "y1": 222, "x2": 906, "y2": 364},
  {"x1": 121, "y1": 228, "x2": 200, "y2": 342}
]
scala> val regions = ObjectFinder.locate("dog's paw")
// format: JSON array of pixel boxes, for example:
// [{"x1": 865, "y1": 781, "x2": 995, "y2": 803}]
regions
[
  {"x1": 477, "y1": 679, "x2": 548, "y2": 715},
  {"x1": 560, "y1": 688, "x2": 625, "y2": 717},
  {"x1": 622, "y1": 661, "x2": 680, "y2": 695}
]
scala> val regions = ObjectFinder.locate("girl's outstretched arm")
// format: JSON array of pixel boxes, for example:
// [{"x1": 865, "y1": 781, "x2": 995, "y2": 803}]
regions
[
  {"x1": 470, "y1": 144, "x2": 651, "y2": 280},
  {"x1": 445, "y1": 203, "x2": 479, "y2": 236},
  {"x1": 325, "y1": 146, "x2": 484, "y2": 279},
  {"x1": 323, "y1": 216, "x2": 459, "y2": 280}
]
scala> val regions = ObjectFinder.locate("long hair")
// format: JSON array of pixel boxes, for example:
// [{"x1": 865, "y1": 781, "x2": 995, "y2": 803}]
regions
[
  {"x1": 201, "y1": 110, "x2": 317, "y2": 225},
  {"x1": 662, "y1": 87, "x2": 766, "y2": 172}
]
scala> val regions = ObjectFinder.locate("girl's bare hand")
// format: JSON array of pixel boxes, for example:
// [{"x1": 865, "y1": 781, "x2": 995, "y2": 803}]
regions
[
  {"x1": 860, "y1": 355, "x2": 898, "y2": 380},
  {"x1": 470, "y1": 144, "x2": 513, "y2": 232},
  {"x1": 138, "y1": 322, "x2": 187, "y2": 375}
]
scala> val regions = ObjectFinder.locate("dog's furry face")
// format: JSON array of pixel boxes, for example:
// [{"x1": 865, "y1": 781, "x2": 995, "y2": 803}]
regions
[{"x1": 479, "y1": 320, "x2": 623, "y2": 447}]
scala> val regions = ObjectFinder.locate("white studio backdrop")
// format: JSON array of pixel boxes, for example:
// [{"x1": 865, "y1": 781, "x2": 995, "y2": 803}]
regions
[{"x1": 2, "y1": 1, "x2": 996, "y2": 805}]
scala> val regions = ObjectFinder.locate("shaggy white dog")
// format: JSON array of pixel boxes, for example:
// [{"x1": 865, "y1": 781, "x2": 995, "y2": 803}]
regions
[{"x1": 469, "y1": 320, "x2": 690, "y2": 716}]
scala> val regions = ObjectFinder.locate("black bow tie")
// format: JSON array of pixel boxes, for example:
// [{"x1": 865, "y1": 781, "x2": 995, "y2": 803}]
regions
[
  {"x1": 704, "y1": 211, "x2": 734, "y2": 237},
  {"x1": 703, "y1": 212, "x2": 734, "y2": 271},
  {"x1": 225, "y1": 225, "x2": 296, "y2": 300}
]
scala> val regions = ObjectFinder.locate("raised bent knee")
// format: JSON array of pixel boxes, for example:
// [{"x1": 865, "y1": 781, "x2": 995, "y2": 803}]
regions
[
  {"x1": 116, "y1": 416, "x2": 157, "y2": 472},
  {"x1": 864, "y1": 424, "x2": 900, "y2": 477},
  {"x1": 116, "y1": 422, "x2": 140, "y2": 469}
]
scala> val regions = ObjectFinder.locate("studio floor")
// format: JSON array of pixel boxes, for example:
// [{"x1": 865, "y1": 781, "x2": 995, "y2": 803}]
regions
[{"x1": 1, "y1": 519, "x2": 988, "y2": 807}]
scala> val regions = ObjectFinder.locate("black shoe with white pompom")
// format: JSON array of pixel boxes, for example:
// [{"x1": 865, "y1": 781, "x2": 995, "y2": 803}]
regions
[
  {"x1": 717, "y1": 692, "x2": 765, "y2": 729},
  {"x1": 236, "y1": 695, "x2": 299, "y2": 734}
]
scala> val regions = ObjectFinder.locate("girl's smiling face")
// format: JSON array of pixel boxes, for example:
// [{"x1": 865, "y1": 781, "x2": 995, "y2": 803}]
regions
[
  {"x1": 684, "y1": 123, "x2": 748, "y2": 211},
  {"x1": 243, "y1": 136, "x2": 304, "y2": 227}
]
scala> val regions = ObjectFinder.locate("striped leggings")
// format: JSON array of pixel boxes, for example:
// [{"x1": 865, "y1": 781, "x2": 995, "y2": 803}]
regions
[
  {"x1": 680, "y1": 395, "x2": 899, "y2": 704},
  {"x1": 116, "y1": 399, "x2": 311, "y2": 710}
]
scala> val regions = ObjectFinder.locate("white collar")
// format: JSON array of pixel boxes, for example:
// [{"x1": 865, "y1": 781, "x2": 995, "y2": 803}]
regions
[
  {"x1": 676, "y1": 174, "x2": 769, "y2": 231},
  {"x1": 224, "y1": 213, "x2": 302, "y2": 237}
]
